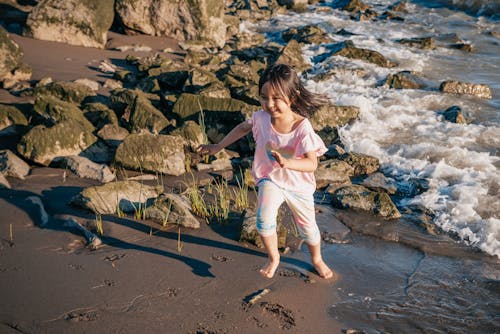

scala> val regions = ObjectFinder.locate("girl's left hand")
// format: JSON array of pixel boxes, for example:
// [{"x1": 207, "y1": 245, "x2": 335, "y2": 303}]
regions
[{"x1": 271, "y1": 150, "x2": 287, "y2": 168}]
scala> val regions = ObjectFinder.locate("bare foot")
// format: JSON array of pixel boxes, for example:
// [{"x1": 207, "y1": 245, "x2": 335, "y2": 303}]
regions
[
  {"x1": 259, "y1": 261, "x2": 279, "y2": 278},
  {"x1": 313, "y1": 260, "x2": 335, "y2": 279}
]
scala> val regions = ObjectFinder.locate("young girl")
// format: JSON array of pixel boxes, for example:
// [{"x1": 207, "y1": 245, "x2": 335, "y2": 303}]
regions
[{"x1": 197, "y1": 63, "x2": 334, "y2": 279}]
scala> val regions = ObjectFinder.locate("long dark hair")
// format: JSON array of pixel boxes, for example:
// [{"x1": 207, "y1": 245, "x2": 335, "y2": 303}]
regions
[{"x1": 258, "y1": 63, "x2": 328, "y2": 118}]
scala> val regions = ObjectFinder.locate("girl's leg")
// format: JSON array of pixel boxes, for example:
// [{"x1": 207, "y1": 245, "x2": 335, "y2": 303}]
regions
[
  {"x1": 259, "y1": 233, "x2": 280, "y2": 278},
  {"x1": 307, "y1": 242, "x2": 334, "y2": 279},
  {"x1": 284, "y1": 191, "x2": 335, "y2": 279},
  {"x1": 256, "y1": 180, "x2": 284, "y2": 278}
]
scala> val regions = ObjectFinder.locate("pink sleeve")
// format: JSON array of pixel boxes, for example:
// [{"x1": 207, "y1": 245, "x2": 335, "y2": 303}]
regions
[{"x1": 296, "y1": 132, "x2": 328, "y2": 158}]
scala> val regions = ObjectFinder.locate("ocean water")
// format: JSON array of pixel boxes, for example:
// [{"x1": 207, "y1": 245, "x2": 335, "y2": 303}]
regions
[{"x1": 242, "y1": 0, "x2": 500, "y2": 259}]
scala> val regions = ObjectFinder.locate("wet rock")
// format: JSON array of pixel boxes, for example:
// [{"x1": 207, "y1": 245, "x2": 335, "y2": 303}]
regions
[
  {"x1": 144, "y1": 193, "x2": 200, "y2": 229},
  {"x1": 389, "y1": 1, "x2": 408, "y2": 13},
  {"x1": 315, "y1": 40, "x2": 397, "y2": 68},
  {"x1": 441, "y1": 106, "x2": 468, "y2": 124},
  {"x1": 17, "y1": 120, "x2": 97, "y2": 166},
  {"x1": 32, "y1": 95, "x2": 94, "y2": 131},
  {"x1": 115, "y1": 0, "x2": 227, "y2": 48},
  {"x1": 310, "y1": 104, "x2": 360, "y2": 130},
  {"x1": 340, "y1": 152, "x2": 380, "y2": 176},
  {"x1": 282, "y1": 25, "x2": 333, "y2": 45},
  {"x1": 378, "y1": 11, "x2": 405, "y2": 21},
  {"x1": 332, "y1": 184, "x2": 401, "y2": 219},
  {"x1": 33, "y1": 81, "x2": 96, "y2": 104},
  {"x1": 71, "y1": 181, "x2": 163, "y2": 214},
  {"x1": 315, "y1": 159, "x2": 354, "y2": 189},
  {"x1": 449, "y1": 43, "x2": 474, "y2": 52},
  {"x1": 439, "y1": 80, "x2": 492, "y2": 99},
  {"x1": 360, "y1": 172, "x2": 397, "y2": 194},
  {"x1": 24, "y1": 0, "x2": 114, "y2": 48},
  {"x1": 276, "y1": 39, "x2": 311, "y2": 72},
  {"x1": 0, "y1": 104, "x2": 28, "y2": 135},
  {"x1": 0, "y1": 149, "x2": 30, "y2": 179},
  {"x1": 342, "y1": 0, "x2": 371, "y2": 13},
  {"x1": 114, "y1": 133, "x2": 186, "y2": 176},
  {"x1": 53, "y1": 155, "x2": 115, "y2": 183},
  {"x1": 397, "y1": 36, "x2": 435, "y2": 50},
  {"x1": 384, "y1": 71, "x2": 424, "y2": 89}
]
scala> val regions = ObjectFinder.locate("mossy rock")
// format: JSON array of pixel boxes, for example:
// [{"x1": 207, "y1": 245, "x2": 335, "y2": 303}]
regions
[
  {"x1": 33, "y1": 81, "x2": 96, "y2": 104},
  {"x1": 114, "y1": 133, "x2": 186, "y2": 176},
  {"x1": 340, "y1": 152, "x2": 380, "y2": 176},
  {"x1": 83, "y1": 102, "x2": 119, "y2": 129},
  {"x1": 332, "y1": 184, "x2": 401, "y2": 219},
  {"x1": 276, "y1": 39, "x2": 311, "y2": 72},
  {"x1": 282, "y1": 25, "x2": 333, "y2": 45},
  {"x1": 0, "y1": 26, "x2": 23, "y2": 79},
  {"x1": 384, "y1": 71, "x2": 423, "y2": 89},
  {"x1": 317, "y1": 40, "x2": 397, "y2": 68},
  {"x1": 169, "y1": 120, "x2": 205, "y2": 151},
  {"x1": 17, "y1": 119, "x2": 97, "y2": 166},
  {"x1": 310, "y1": 104, "x2": 360, "y2": 131},
  {"x1": 33, "y1": 95, "x2": 94, "y2": 131},
  {"x1": 240, "y1": 209, "x2": 287, "y2": 248},
  {"x1": 0, "y1": 103, "x2": 28, "y2": 134},
  {"x1": 129, "y1": 93, "x2": 170, "y2": 134},
  {"x1": 144, "y1": 193, "x2": 200, "y2": 229}
]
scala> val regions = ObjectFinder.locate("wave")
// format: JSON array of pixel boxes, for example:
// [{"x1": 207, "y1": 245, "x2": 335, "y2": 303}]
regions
[{"x1": 412, "y1": 0, "x2": 500, "y2": 18}]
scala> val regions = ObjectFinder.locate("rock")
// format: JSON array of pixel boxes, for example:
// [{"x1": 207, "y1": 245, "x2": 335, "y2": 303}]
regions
[
  {"x1": 397, "y1": 37, "x2": 435, "y2": 49},
  {"x1": 96, "y1": 124, "x2": 129, "y2": 148},
  {"x1": 196, "y1": 149, "x2": 237, "y2": 172},
  {"x1": 360, "y1": 172, "x2": 397, "y2": 194},
  {"x1": 169, "y1": 121, "x2": 206, "y2": 151},
  {"x1": 389, "y1": 1, "x2": 408, "y2": 13},
  {"x1": 0, "y1": 103, "x2": 28, "y2": 135},
  {"x1": 17, "y1": 120, "x2": 97, "y2": 166},
  {"x1": 144, "y1": 193, "x2": 200, "y2": 229},
  {"x1": 103, "y1": 79, "x2": 122, "y2": 90},
  {"x1": 276, "y1": 39, "x2": 311, "y2": 72},
  {"x1": 79, "y1": 140, "x2": 114, "y2": 164},
  {"x1": 33, "y1": 81, "x2": 96, "y2": 104},
  {"x1": 278, "y1": 0, "x2": 308, "y2": 10},
  {"x1": 282, "y1": 25, "x2": 332, "y2": 45},
  {"x1": 240, "y1": 209, "x2": 287, "y2": 248},
  {"x1": 310, "y1": 104, "x2": 360, "y2": 130},
  {"x1": 0, "y1": 173, "x2": 10, "y2": 188},
  {"x1": 74, "y1": 78, "x2": 99, "y2": 91},
  {"x1": 71, "y1": 181, "x2": 163, "y2": 214},
  {"x1": 0, "y1": 149, "x2": 30, "y2": 179},
  {"x1": 384, "y1": 71, "x2": 424, "y2": 89},
  {"x1": 315, "y1": 40, "x2": 397, "y2": 68},
  {"x1": 114, "y1": 133, "x2": 186, "y2": 176},
  {"x1": 441, "y1": 106, "x2": 468, "y2": 124},
  {"x1": 2, "y1": 63, "x2": 32, "y2": 89},
  {"x1": 0, "y1": 26, "x2": 25, "y2": 82},
  {"x1": 99, "y1": 60, "x2": 117, "y2": 74},
  {"x1": 115, "y1": 0, "x2": 227, "y2": 48},
  {"x1": 449, "y1": 43, "x2": 473, "y2": 52},
  {"x1": 24, "y1": 0, "x2": 114, "y2": 49},
  {"x1": 315, "y1": 159, "x2": 354, "y2": 189},
  {"x1": 340, "y1": 152, "x2": 380, "y2": 176},
  {"x1": 332, "y1": 185, "x2": 401, "y2": 219},
  {"x1": 129, "y1": 93, "x2": 170, "y2": 134},
  {"x1": 439, "y1": 80, "x2": 492, "y2": 99},
  {"x1": 342, "y1": 0, "x2": 371, "y2": 12},
  {"x1": 53, "y1": 155, "x2": 115, "y2": 183},
  {"x1": 82, "y1": 102, "x2": 118, "y2": 129},
  {"x1": 183, "y1": 68, "x2": 221, "y2": 94},
  {"x1": 32, "y1": 95, "x2": 94, "y2": 131}
]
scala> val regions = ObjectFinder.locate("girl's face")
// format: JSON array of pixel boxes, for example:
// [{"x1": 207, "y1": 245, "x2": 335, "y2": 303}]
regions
[{"x1": 259, "y1": 82, "x2": 292, "y2": 119}]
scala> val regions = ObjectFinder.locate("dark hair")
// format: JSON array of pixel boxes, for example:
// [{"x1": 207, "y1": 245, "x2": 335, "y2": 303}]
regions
[{"x1": 258, "y1": 63, "x2": 328, "y2": 118}]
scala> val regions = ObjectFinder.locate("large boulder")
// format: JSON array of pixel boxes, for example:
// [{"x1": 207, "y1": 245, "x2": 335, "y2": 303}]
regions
[
  {"x1": 17, "y1": 120, "x2": 97, "y2": 166},
  {"x1": 0, "y1": 26, "x2": 31, "y2": 86},
  {"x1": 71, "y1": 181, "x2": 163, "y2": 214},
  {"x1": 24, "y1": 0, "x2": 115, "y2": 49},
  {"x1": 115, "y1": 0, "x2": 227, "y2": 48},
  {"x1": 32, "y1": 95, "x2": 94, "y2": 131},
  {"x1": 144, "y1": 193, "x2": 200, "y2": 229},
  {"x1": 332, "y1": 184, "x2": 401, "y2": 219},
  {"x1": 114, "y1": 133, "x2": 186, "y2": 176}
]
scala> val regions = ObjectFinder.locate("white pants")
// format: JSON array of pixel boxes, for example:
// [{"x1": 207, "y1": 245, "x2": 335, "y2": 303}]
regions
[{"x1": 256, "y1": 179, "x2": 321, "y2": 245}]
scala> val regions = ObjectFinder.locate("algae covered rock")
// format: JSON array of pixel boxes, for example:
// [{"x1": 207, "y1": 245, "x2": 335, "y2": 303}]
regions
[
  {"x1": 0, "y1": 26, "x2": 31, "y2": 85},
  {"x1": 24, "y1": 0, "x2": 114, "y2": 48},
  {"x1": 144, "y1": 193, "x2": 200, "y2": 229},
  {"x1": 276, "y1": 39, "x2": 311, "y2": 73},
  {"x1": 33, "y1": 95, "x2": 94, "y2": 131},
  {"x1": 129, "y1": 93, "x2": 170, "y2": 134},
  {"x1": 71, "y1": 181, "x2": 163, "y2": 214},
  {"x1": 17, "y1": 119, "x2": 97, "y2": 166},
  {"x1": 114, "y1": 133, "x2": 186, "y2": 176},
  {"x1": 332, "y1": 184, "x2": 401, "y2": 219},
  {"x1": 310, "y1": 104, "x2": 360, "y2": 131},
  {"x1": 316, "y1": 40, "x2": 397, "y2": 68},
  {"x1": 439, "y1": 80, "x2": 492, "y2": 99},
  {"x1": 33, "y1": 81, "x2": 96, "y2": 104},
  {"x1": 0, "y1": 104, "x2": 28, "y2": 135}
]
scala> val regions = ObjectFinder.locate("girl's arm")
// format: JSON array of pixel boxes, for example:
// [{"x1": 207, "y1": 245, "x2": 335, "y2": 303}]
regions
[
  {"x1": 271, "y1": 151, "x2": 318, "y2": 172},
  {"x1": 197, "y1": 121, "x2": 252, "y2": 155}
]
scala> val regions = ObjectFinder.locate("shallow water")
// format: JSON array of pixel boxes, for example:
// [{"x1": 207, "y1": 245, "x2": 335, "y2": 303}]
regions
[{"x1": 245, "y1": 0, "x2": 500, "y2": 259}]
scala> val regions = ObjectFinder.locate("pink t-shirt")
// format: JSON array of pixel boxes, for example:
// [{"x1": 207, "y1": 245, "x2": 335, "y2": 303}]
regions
[{"x1": 247, "y1": 110, "x2": 327, "y2": 194}]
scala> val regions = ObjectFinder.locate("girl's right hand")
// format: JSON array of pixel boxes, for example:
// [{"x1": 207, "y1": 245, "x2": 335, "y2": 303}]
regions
[{"x1": 196, "y1": 144, "x2": 221, "y2": 156}]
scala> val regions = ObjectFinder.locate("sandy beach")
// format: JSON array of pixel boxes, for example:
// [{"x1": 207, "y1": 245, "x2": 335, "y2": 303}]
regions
[{"x1": 1, "y1": 2, "x2": 499, "y2": 333}]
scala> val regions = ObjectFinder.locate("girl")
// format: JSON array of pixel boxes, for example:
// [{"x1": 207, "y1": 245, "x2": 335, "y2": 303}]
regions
[{"x1": 197, "y1": 63, "x2": 334, "y2": 279}]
